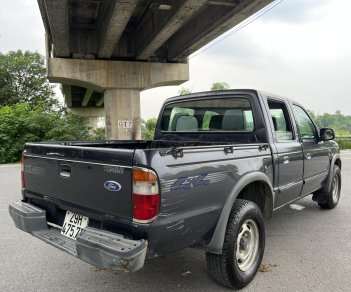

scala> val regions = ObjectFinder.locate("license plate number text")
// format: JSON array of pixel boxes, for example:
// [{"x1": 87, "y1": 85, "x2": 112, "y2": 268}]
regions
[{"x1": 61, "y1": 211, "x2": 89, "y2": 240}]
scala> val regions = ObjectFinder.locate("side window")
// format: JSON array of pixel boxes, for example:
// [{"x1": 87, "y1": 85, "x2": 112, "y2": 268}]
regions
[
  {"x1": 292, "y1": 105, "x2": 316, "y2": 139},
  {"x1": 268, "y1": 100, "x2": 294, "y2": 141},
  {"x1": 160, "y1": 97, "x2": 255, "y2": 132}
]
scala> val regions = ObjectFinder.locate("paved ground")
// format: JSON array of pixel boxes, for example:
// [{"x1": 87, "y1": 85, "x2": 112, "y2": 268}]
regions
[{"x1": 1, "y1": 152, "x2": 351, "y2": 292}]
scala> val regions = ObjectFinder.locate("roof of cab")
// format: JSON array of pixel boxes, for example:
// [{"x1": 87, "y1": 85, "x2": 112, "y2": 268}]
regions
[{"x1": 164, "y1": 89, "x2": 260, "y2": 103}]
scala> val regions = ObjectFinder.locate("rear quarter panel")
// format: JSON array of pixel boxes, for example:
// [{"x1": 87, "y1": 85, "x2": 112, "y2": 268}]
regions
[{"x1": 133, "y1": 145, "x2": 273, "y2": 256}]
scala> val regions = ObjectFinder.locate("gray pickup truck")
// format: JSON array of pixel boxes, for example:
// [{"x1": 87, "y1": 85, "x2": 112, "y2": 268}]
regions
[{"x1": 9, "y1": 89, "x2": 341, "y2": 289}]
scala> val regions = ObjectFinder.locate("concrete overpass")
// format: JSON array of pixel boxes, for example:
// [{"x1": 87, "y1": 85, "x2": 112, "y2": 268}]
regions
[{"x1": 37, "y1": 0, "x2": 274, "y2": 139}]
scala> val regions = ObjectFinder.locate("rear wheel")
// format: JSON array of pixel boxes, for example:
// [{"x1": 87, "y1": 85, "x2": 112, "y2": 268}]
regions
[
  {"x1": 206, "y1": 199, "x2": 265, "y2": 289},
  {"x1": 317, "y1": 165, "x2": 341, "y2": 209}
]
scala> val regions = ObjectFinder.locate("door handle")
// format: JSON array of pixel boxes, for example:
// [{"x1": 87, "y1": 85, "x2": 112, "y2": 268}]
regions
[
  {"x1": 59, "y1": 164, "x2": 71, "y2": 178},
  {"x1": 305, "y1": 153, "x2": 312, "y2": 160},
  {"x1": 283, "y1": 156, "x2": 290, "y2": 164}
]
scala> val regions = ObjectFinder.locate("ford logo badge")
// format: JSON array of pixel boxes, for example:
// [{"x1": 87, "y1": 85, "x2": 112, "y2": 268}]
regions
[{"x1": 104, "y1": 181, "x2": 122, "y2": 192}]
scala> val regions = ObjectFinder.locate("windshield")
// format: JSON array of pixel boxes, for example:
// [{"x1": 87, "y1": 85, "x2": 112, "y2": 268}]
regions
[{"x1": 160, "y1": 97, "x2": 254, "y2": 132}]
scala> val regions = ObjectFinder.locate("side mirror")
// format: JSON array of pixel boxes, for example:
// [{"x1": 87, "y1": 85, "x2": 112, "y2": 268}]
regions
[{"x1": 320, "y1": 128, "x2": 335, "y2": 141}]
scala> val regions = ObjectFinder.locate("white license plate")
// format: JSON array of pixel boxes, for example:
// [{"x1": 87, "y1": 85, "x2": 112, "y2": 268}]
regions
[{"x1": 61, "y1": 211, "x2": 89, "y2": 240}]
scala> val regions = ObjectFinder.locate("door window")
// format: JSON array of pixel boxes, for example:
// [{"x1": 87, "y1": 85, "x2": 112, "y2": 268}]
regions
[
  {"x1": 268, "y1": 100, "x2": 294, "y2": 141},
  {"x1": 292, "y1": 105, "x2": 316, "y2": 139}
]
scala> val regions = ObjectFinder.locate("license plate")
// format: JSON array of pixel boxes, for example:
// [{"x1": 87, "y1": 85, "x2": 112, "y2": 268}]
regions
[{"x1": 61, "y1": 211, "x2": 89, "y2": 240}]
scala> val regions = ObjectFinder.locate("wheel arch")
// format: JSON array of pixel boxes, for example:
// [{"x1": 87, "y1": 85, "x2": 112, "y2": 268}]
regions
[
  {"x1": 334, "y1": 156, "x2": 341, "y2": 170},
  {"x1": 320, "y1": 153, "x2": 341, "y2": 193},
  {"x1": 204, "y1": 172, "x2": 274, "y2": 254}
]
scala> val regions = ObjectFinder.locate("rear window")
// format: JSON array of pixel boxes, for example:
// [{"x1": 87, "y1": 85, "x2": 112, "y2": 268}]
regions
[{"x1": 160, "y1": 97, "x2": 254, "y2": 132}]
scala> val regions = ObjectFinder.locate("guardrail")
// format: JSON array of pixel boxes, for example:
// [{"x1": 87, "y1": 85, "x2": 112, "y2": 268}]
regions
[
  {"x1": 335, "y1": 136, "x2": 351, "y2": 149},
  {"x1": 335, "y1": 136, "x2": 351, "y2": 140}
]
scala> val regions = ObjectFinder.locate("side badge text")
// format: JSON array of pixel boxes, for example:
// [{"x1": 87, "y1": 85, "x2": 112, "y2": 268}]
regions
[{"x1": 170, "y1": 173, "x2": 209, "y2": 191}]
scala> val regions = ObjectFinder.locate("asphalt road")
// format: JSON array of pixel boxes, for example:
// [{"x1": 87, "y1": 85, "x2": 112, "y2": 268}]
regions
[{"x1": 1, "y1": 152, "x2": 351, "y2": 292}]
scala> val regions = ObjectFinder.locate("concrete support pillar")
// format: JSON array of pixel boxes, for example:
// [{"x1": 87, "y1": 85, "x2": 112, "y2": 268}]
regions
[
  {"x1": 104, "y1": 89, "x2": 141, "y2": 140},
  {"x1": 48, "y1": 58, "x2": 189, "y2": 140}
]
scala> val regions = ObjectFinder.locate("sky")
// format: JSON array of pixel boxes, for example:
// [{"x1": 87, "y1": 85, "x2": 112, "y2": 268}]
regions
[{"x1": 1, "y1": 0, "x2": 351, "y2": 119}]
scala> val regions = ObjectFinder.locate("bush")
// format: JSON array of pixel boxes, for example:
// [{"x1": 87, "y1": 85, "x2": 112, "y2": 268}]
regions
[
  {"x1": 335, "y1": 138, "x2": 351, "y2": 150},
  {"x1": 0, "y1": 103, "x2": 90, "y2": 163},
  {"x1": 89, "y1": 127, "x2": 106, "y2": 141},
  {"x1": 45, "y1": 111, "x2": 90, "y2": 141}
]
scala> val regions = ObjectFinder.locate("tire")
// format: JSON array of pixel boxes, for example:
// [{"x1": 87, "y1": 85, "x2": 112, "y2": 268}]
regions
[
  {"x1": 318, "y1": 165, "x2": 341, "y2": 209},
  {"x1": 206, "y1": 199, "x2": 265, "y2": 289}
]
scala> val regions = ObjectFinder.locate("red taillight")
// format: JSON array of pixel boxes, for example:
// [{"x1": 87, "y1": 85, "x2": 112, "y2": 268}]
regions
[
  {"x1": 132, "y1": 168, "x2": 159, "y2": 223},
  {"x1": 21, "y1": 154, "x2": 25, "y2": 190},
  {"x1": 133, "y1": 194, "x2": 159, "y2": 222}
]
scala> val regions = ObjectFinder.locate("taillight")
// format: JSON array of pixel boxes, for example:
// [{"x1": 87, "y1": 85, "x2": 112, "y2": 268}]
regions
[
  {"x1": 132, "y1": 167, "x2": 159, "y2": 223},
  {"x1": 21, "y1": 154, "x2": 25, "y2": 190}
]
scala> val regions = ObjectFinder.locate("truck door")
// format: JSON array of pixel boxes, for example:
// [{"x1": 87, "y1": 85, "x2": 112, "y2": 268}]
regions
[
  {"x1": 267, "y1": 99, "x2": 304, "y2": 207},
  {"x1": 292, "y1": 105, "x2": 330, "y2": 196}
]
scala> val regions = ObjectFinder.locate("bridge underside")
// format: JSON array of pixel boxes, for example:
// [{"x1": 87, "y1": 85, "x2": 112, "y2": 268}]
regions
[{"x1": 38, "y1": 0, "x2": 273, "y2": 139}]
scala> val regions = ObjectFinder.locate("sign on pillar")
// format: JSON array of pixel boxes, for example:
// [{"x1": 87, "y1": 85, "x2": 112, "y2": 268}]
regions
[
  {"x1": 118, "y1": 120, "x2": 133, "y2": 129},
  {"x1": 118, "y1": 120, "x2": 134, "y2": 139}
]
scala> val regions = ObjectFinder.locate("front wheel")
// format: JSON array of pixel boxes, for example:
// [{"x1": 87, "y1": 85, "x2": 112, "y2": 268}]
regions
[{"x1": 206, "y1": 199, "x2": 265, "y2": 289}]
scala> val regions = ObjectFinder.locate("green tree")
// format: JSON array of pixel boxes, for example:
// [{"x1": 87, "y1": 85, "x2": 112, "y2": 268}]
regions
[
  {"x1": 312, "y1": 110, "x2": 351, "y2": 136},
  {"x1": 307, "y1": 110, "x2": 316, "y2": 119},
  {"x1": 0, "y1": 50, "x2": 56, "y2": 108},
  {"x1": 178, "y1": 86, "x2": 192, "y2": 95},
  {"x1": 311, "y1": 110, "x2": 351, "y2": 149},
  {"x1": 142, "y1": 117, "x2": 157, "y2": 140},
  {"x1": 211, "y1": 82, "x2": 230, "y2": 91},
  {"x1": 0, "y1": 50, "x2": 103, "y2": 163}
]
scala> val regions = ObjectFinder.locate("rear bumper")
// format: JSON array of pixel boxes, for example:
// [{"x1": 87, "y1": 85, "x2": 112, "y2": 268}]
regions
[{"x1": 9, "y1": 201, "x2": 147, "y2": 273}]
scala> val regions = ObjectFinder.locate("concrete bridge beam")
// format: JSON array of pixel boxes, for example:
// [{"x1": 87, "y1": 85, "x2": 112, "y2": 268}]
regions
[{"x1": 48, "y1": 58, "x2": 189, "y2": 140}]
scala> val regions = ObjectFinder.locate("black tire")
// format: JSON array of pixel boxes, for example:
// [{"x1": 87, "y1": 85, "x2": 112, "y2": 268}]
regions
[
  {"x1": 206, "y1": 199, "x2": 265, "y2": 289},
  {"x1": 318, "y1": 165, "x2": 341, "y2": 209}
]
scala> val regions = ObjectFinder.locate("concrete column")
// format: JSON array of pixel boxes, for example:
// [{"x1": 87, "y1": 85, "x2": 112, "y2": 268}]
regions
[
  {"x1": 104, "y1": 89, "x2": 141, "y2": 140},
  {"x1": 85, "y1": 117, "x2": 100, "y2": 130},
  {"x1": 67, "y1": 107, "x2": 105, "y2": 132}
]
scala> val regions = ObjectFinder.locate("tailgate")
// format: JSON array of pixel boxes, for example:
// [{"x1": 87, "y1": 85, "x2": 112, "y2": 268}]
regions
[{"x1": 23, "y1": 144, "x2": 134, "y2": 221}]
